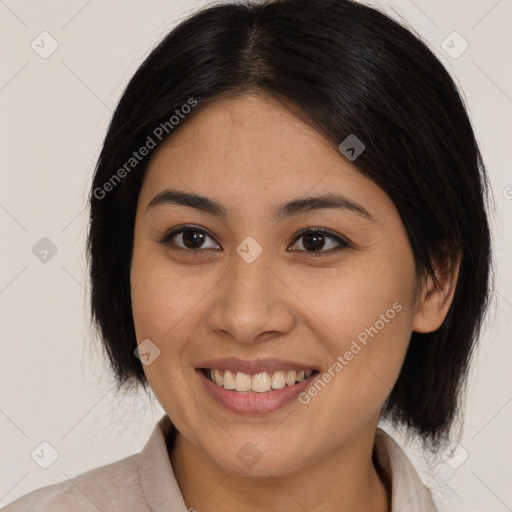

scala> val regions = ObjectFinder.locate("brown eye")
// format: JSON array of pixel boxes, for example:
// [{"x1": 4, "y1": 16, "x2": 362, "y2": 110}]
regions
[
  {"x1": 159, "y1": 225, "x2": 348, "y2": 257},
  {"x1": 179, "y1": 229, "x2": 206, "y2": 249},
  {"x1": 289, "y1": 228, "x2": 348, "y2": 256},
  {"x1": 160, "y1": 225, "x2": 220, "y2": 251}
]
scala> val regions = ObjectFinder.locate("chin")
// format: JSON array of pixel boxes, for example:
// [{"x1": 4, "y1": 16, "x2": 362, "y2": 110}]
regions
[{"x1": 206, "y1": 435, "x2": 309, "y2": 477}]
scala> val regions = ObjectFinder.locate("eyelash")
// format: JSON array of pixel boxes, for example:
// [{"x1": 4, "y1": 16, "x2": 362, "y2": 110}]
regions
[{"x1": 158, "y1": 224, "x2": 350, "y2": 257}]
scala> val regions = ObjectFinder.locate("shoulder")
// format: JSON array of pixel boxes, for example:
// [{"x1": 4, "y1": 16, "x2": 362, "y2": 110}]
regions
[{"x1": 2, "y1": 452, "x2": 145, "y2": 512}]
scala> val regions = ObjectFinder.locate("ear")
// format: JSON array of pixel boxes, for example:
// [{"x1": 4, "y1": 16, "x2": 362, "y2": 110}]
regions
[{"x1": 412, "y1": 250, "x2": 461, "y2": 333}]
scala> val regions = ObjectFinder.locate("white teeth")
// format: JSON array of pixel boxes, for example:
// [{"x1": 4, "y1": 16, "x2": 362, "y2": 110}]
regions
[
  {"x1": 234, "y1": 371, "x2": 252, "y2": 391},
  {"x1": 205, "y1": 368, "x2": 316, "y2": 392},
  {"x1": 213, "y1": 368, "x2": 223, "y2": 387},
  {"x1": 223, "y1": 370, "x2": 236, "y2": 390},
  {"x1": 251, "y1": 372, "x2": 272, "y2": 392},
  {"x1": 271, "y1": 371, "x2": 286, "y2": 389},
  {"x1": 285, "y1": 371, "x2": 296, "y2": 386}
]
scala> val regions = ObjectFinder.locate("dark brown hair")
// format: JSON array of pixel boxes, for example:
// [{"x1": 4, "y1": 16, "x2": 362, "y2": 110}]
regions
[{"x1": 87, "y1": 0, "x2": 492, "y2": 448}]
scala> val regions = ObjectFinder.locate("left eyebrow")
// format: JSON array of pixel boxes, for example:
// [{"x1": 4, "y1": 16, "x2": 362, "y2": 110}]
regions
[
  {"x1": 146, "y1": 189, "x2": 374, "y2": 221},
  {"x1": 274, "y1": 192, "x2": 373, "y2": 221}
]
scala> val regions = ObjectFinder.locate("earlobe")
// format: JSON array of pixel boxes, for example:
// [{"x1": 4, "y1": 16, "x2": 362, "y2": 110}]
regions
[{"x1": 412, "y1": 251, "x2": 461, "y2": 333}]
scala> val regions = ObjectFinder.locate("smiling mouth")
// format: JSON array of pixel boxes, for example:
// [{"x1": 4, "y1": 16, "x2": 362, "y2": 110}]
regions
[{"x1": 200, "y1": 368, "x2": 319, "y2": 393}]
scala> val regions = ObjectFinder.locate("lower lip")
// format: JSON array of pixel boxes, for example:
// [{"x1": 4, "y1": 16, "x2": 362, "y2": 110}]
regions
[{"x1": 196, "y1": 369, "x2": 317, "y2": 415}]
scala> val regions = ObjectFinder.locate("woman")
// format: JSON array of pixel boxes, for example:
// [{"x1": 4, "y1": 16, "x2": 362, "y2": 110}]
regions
[{"x1": 3, "y1": 0, "x2": 491, "y2": 510}]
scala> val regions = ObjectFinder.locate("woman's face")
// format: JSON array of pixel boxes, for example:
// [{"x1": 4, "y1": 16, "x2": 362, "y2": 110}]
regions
[{"x1": 130, "y1": 92, "x2": 421, "y2": 476}]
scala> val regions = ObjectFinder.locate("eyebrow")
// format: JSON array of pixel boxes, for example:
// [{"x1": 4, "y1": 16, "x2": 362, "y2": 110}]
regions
[{"x1": 146, "y1": 189, "x2": 373, "y2": 221}]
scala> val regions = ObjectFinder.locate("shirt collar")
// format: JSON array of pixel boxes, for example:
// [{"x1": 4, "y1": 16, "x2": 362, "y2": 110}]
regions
[
  {"x1": 138, "y1": 415, "x2": 437, "y2": 512},
  {"x1": 374, "y1": 428, "x2": 437, "y2": 511},
  {"x1": 137, "y1": 415, "x2": 188, "y2": 511}
]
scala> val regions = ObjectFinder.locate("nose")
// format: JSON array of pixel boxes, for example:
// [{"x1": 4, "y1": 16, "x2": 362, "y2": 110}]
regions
[{"x1": 206, "y1": 246, "x2": 296, "y2": 345}]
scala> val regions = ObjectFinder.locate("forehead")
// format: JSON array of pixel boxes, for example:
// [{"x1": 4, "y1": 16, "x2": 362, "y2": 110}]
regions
[{"x1": 141, "y1": 93, "x2": 375, "y2": 206}]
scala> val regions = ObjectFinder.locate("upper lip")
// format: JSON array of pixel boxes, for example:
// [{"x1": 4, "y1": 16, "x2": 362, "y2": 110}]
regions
[{"x1": 196, "y1": 357, "x2": 318, "y2": 375}]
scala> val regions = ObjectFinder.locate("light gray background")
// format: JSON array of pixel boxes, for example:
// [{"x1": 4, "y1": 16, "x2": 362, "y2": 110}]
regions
[{"x1": 1, "y1": 0, "x2": 511, "y2": 510}]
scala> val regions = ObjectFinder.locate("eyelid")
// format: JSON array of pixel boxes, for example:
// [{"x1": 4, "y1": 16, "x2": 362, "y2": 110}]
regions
[
  {"x1": 290, "y1": 226, "x2": 350, "y2": 247},
  {"x1": 159, "y1": 223, "x2": 220, "y2": 251}
]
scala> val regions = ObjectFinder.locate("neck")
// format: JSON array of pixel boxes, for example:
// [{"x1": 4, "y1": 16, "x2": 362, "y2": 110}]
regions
[{"x1": 169, "y1": 424, "x2": 390, "y2": 512}]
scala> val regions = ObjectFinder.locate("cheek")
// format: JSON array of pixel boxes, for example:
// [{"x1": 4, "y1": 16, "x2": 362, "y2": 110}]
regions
[
  {"x1": 130, "y1": 249, "x2": 218, "y2": 369},
  {"x1": 130, "y1": 240, "x2": 191, "y2": 338},
  {"x1": 130, "y1": 266, "x2": 174, "y2": 341},
  {"x1": 291, "y1": 251, "x2": 415, "y2": 395},
  {"x1": 291, "y1": 251, "x2": 413, "y2": 332},
  {"x1": 130, "y1": 256, "x2": 199, "y2": 411}
]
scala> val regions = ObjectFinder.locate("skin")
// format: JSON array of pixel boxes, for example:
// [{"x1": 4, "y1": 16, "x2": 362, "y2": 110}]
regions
[{"x1": 130, "y1": 91, "x2": 459, "y2": 512}]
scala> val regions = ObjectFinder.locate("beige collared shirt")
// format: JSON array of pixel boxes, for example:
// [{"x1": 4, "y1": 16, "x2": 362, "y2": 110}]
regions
[{"x1": 2, "y1": 415, "x2": 438, "y2": 511}]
